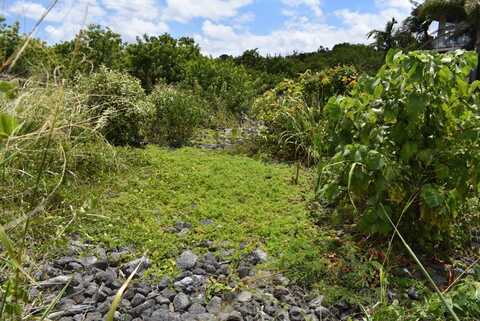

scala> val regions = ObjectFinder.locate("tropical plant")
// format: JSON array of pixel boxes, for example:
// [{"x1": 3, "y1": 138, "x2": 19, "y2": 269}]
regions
[
  {"x1": 317, "y1": 50, "x2": 480, "y2": 245},
  {"x1": 367, "y1": 18, "x2": 400, "y2": 52},
  {"x1": 76, "y1": 66, "x2": 149, "y2": 146},
  {"x1": 146, "y1": 85, "x2": 205, "y2": 147}
]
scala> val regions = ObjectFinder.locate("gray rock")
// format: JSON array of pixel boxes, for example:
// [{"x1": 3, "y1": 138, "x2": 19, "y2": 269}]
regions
[
  {"x1": 206, "y1": 296, "x2": 222, "y2": 314},
  {"x1": 158, "y1": 276, "x2": 171, "y2": 290},
  {"x1": 38, "y1": 275, "x2": 72, "y2": 288},
  {"x1": 236, "y1": 291, "x2": 252, "y2": 303},
  {"x1": 195, "y1": 313, "x2": 216, "y2": 321},
  {"x1": 237, "y1": 266, "x2": 251, "y2": 279},
  {"x1": 95, "y1": 270, "x2": 115, "y2": 285},
  {"x1": 155, "y1": 295, "x2": 171, "y2": 305},
  {"x1": 188, "y1": 303, "x2": 207, "y2": 314},
  {"x1": 122, "y1": 256, "x2": 150, "y2": 276},
  {"x1": 131, "y1": 299, "x2": 156, "y2": 317},
  {"x1": 174, "y1": 277, "x2": 194, "y2": 291},
  {"x1": 220, "y1": 311, "x2": 243, "y2": 321},
  {"x1": 161, "y1": 288, "x2": 177, "y2": 301},
  {"x1": 216, "y1": 265, "x2": 229, "y2": 276},
  {"x1": 151, "y1": 310, "x2": 181, "y2": 321},
  {"x1": 84, "y1": 312, "x2": 102, "y2": 321},
  {"x1": 177, "y1": 251, "x2": 198, "y2": 270},
  {"x1": 251, "y1": 249, "x2": 268, "y2": 264},
  {"x1": 173, "y1": 293, "x2": 191, "y2": 311},
  {"x1": 131, "y1": 293, "x2": 146, "y2": 307}
]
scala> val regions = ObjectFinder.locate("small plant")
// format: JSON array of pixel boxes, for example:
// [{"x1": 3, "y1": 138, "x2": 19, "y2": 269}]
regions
[{"x1": 146, "y1": 85, "x2": 205, "y2": 147}]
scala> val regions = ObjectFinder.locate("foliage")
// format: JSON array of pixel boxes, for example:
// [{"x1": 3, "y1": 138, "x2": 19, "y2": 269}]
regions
[
  {"x1": 146, "y1": 85, "x2": 205, "y2": 147},
  {"x1": 317, "y1": 50, "x2": 480, "y2": 244},
  {"x1": 0, "y1": 17, "x2": 55, "y2": 76},
  {"x1": 181, "y1": 57, "x2": 255, "y2": 116},
  {"x1": 253, "y1": 66, "x2": 358, "y2": 162},
  {"x1": 54, "y1": 24, "x2": 125, "y2": 78},
  {"x1": 125, "y1": 34, "x2": 200, "y2": 91},
  {"x1": 76, "y1": 66, "x2": 148, "y2": 146}
]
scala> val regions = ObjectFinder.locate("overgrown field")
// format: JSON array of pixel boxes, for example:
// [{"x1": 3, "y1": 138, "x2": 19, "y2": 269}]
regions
[{"x1": 1, "y1": 13, "x2": 480, "y2": 319}]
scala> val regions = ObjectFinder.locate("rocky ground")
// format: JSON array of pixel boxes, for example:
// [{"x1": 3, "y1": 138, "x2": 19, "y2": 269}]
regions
[{"x1": 30, "y1": 239, "x2": 358, "y2": 321}]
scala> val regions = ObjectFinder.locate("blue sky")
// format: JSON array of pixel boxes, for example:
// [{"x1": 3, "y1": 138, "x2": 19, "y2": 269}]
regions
[{"x1": 2, "y1": 0, "x2": 415, "y2": 56}]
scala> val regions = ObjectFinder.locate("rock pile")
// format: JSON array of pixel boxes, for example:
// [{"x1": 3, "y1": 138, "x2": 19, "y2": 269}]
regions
[{"x1": 30, "y1": 245, "x2": 354, "y2": 321}]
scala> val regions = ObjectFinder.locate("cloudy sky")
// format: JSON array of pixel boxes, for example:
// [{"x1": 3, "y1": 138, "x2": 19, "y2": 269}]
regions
[{"x1": 2, "y1": 0, "x2": 415, "y2": 56}]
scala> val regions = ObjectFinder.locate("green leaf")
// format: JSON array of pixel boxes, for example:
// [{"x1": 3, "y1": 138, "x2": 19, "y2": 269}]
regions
[
  {"x1": 0, "y1": 81, "x2": 17, "y2": 100},
  {"x1": 374, "y1": 83, "x2": 384, "y2": 98},
  {"x1": 0, "y1": 112, "x2": 18, "y2": 141},
  {"x1": 400, "y1": 142, "x2": 417, "y2": 161},
  {"x1": 438, "y1": 66, "x2": 452, "y2": 83},
  {"x1": 421, "y1": 185, "x2": 443, "y2": 209},
  {"x1": 406, "y1": 94, "x2": 426, "y2": 119}
]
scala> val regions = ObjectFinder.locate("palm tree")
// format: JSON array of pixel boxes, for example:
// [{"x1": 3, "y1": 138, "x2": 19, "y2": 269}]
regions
[
  {"x1": 367, "y1": 18, "x2": 399, "y2": 52},
  {"x1": 421, "y1": 0, "x2": 480, "y2": 80},
  {"x1": 402, "y1": 5, "x2": 434, "y2": 49}
]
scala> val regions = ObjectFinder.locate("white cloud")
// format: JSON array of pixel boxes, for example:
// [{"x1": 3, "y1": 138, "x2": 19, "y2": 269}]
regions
[
  {"x1": 163, "y1": 0, "x2": 253, "y2": 22},
  {"x1": 281, "y1": 0, "x2": 323, "y2": 18},
  {"x1": 196, "y1": 0, "x2": 415, "y2": 56},
  {"x1": 196, "y1": 19, "x2": 356, "y2": 57}
]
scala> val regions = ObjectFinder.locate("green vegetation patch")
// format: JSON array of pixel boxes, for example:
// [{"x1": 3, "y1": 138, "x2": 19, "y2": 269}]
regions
[{"x1": 66, "y1": 147, "x2": 324, "y2": 276}]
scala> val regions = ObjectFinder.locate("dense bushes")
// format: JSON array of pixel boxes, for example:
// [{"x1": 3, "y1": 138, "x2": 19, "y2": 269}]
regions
[
  {"x1": 76, "y1": 67, "x2": 148, "y2": 146},
  {"x1": 317, "y1": 50, "x2": 480, "y2": 244},
  {"x1": 181, "y1": 58, "x2": 255, "y2": 117},
  {"x1": 146, "y1": 85, "x2": 205, "y2": 147},
  {"x1": 253, "y1": 66, "x2": 358, "y2": 162}
]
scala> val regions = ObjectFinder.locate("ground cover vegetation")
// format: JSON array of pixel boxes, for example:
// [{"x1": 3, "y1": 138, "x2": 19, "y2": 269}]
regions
[{"x1": 1, "y1": 1, "x2": 480, "y2": 319}]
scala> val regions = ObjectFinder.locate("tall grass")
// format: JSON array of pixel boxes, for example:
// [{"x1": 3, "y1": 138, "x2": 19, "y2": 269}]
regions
[{"x1": 0, "y1": 79, "x2": 117, "y2": 319}]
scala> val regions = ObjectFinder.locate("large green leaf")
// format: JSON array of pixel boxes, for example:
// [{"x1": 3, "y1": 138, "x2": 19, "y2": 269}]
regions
[
  {"x1": 421, "y1": 184, "x2": 443, "y2": 209},
  {"x1": 0, "y1": 112, "x2": 18, "y2": 141}
]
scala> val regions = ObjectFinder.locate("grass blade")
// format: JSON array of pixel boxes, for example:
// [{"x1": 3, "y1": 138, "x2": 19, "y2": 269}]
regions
[
  {"x1": 104, "y1": 257, "x2": 145, "y2": 321},
  {"x1": 380, "y1": 204, "x2": 461, "y2": 321}
]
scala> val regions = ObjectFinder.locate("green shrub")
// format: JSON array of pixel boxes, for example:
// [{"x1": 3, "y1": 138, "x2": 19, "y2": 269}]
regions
[
  {"x1": 146, "y1": 85, "x2": 205, "y2": 147},
  {"x1": 253, "y1": 66, "x2": 358, "y2": 162},
  {"x1": 317, "y1": 50, "x2": 480, "y2": 245},
  {"x1": 76, "y1": 66, "x2": 148, "y2": 146},
  {"x1": 181, "y1": 57, "x2": 255, "y2": 117}
]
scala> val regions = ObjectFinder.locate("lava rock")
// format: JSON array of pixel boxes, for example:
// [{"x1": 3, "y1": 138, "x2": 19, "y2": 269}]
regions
[
  {"x1": 177, "y1": 251, "x2": 198, "y2": 270},
  {"x1": 206, "y1": 296, "x2": 222, "y2": 314},
  {"x1": 95, "y1": 270, "x2": 115, "y2": 286},
  {"x1": 131, "y1": 293, "x2": 146, "y2": 307},
  {"x1": 237, "y1": 291, "x2": 252, "y2": 303},
  {"x1": 173, "y1": 293, "x2": 191, "y2": 311},
  {"x1": 188, "y1": 302, "x2": 207, "y2": 314}
]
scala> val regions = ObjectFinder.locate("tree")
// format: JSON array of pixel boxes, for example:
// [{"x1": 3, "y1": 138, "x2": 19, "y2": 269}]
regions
[
  {"x1": 54, "y1": 24, "x2": 124, "y2": 78},
  {"x1": 0, "y1": 17, "x2": 53, "y2": 76},
  {"x1": 421, "y1": 0, "x2": 480, "y2": 80},
  {"x1": 125, "y1": 34, "x2": 201, "y2": 91},
  {"x1": 402, "y1": 4, "x2": 434, "y2": 49},
  {"x1": 367, "y1": 18, "x2": 399, "y2": 51}
]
